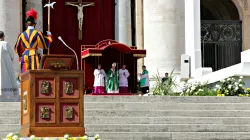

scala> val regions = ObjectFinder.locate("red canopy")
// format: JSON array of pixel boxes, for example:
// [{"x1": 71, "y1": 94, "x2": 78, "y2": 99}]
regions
[{"x1": 81, "y1": 39, "x2": 146, "y2": 58}]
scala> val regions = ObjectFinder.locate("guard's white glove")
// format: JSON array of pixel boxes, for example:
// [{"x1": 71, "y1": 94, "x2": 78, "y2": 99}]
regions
[{"x1": 46, "y1": 31, "x2": 52, "y2": 36}]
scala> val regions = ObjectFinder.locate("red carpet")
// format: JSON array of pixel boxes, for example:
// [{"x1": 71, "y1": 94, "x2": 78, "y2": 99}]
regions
[{"x1": 86, "y1": 93, "x2": 133, "y2": 96}]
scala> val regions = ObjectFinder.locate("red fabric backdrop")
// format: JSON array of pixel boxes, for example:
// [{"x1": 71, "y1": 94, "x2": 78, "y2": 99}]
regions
[{"x1": 42, "y1": 0, "x2": 114, "y2": 69}]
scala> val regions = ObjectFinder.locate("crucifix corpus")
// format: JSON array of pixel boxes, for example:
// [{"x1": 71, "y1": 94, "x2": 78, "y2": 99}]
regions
[{"x1": 65, "y1": 0, "x2": 95, "y2": 40}]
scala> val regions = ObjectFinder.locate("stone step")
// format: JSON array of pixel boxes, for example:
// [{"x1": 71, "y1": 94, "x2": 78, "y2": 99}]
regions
[
  {"x1": 84, "y1": 96, "x2": 250, "y2": 103},
  {"x1": 0, "y1": 117, "x2": 20, "y2": 124},
  {"x1": 85, "y1": 132, "x2": 250, "y2": 140},
  {"x1": 84, "y1": 103, "x2": 250, "y2": 110},
  {"x1": 84, "y1": 116, "x2": 250, "y2": 125},
  {"x1": 0, "y1": 124, "x2": 20, "y2": 132},
  {"x1": 0, "y1": 110, "x2": 20, "y2": 117},
  {"x1": 85, "y1": 110, "x2": 250, "y2": 117},
  {"x1": 85, "y1": 124, "x2": 250, "y2": 132}
]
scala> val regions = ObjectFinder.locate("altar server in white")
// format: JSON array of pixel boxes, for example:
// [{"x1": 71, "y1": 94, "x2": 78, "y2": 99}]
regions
[
  {"x1": 119, "y1": 64, "x2": 130, "y2": 93},
  {"x1": 0, "y1": 31, "x2": 18, "y2": 96},
  {"x1": 93, "y1": 64, "x2": 106, "y2": 94}
]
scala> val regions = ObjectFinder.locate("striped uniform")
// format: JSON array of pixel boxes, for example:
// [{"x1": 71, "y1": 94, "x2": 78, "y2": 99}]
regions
[{"x1": 15, "y1": 29, "x2": 52, "y2": 73}]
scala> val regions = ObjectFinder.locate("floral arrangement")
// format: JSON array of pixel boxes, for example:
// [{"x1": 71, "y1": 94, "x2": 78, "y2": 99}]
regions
[
  {"x1": 3, "y1": 133, "x2": 101, "y2": 140},
  {"x1": 215, "y1": 76, "x2": 247, "y2": 96},
  {"x1": 180, "y1": 81, "x2": 217, "y2": 96}
]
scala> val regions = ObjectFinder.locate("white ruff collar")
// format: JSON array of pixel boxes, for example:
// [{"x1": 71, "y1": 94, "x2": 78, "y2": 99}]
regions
[{"x1": 28, "y1": 26, "x2": 35, "y2": 30}]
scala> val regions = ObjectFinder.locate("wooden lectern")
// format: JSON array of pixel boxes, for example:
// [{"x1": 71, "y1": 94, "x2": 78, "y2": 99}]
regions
[{"x1": 20, "y1": 55, "x2": 85, "y2": 137}]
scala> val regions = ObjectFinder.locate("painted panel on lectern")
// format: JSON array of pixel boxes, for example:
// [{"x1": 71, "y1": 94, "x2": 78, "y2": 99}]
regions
[
  {"x1": 60, "y1": 78, "x2": 79, "y2": 98},
  {"x1": 36, "y1": 78, "x2": 55, "y2": 98},
  {"x1": 60, "y1": 103, "x2": 79, "y2": 123},
  {"x1": 36, "y1": 103, "x2": 55, "y2": 123}
]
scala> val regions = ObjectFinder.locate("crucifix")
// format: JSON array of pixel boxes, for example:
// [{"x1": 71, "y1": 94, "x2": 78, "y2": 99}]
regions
[{"x1": 65, "y1": 0, "x2": 95, "y2": 40}]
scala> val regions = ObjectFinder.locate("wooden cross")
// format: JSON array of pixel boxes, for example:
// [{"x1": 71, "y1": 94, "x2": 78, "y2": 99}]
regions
[{"x1": 65, "y1": 0, "x2": 95, "y2": 40}]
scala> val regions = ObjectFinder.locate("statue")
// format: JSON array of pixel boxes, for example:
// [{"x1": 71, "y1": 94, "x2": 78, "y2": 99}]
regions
[{"x1": 65, "y1": 2, "x2": 94, "y2": 31}]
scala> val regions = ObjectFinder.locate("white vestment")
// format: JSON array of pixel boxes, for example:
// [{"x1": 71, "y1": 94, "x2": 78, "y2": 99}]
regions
[
  {"x1": 119, "y1": 69, "x2": 130, "y2": 87},
  {"x1": 0, "y1": 41, "x2": 18, "y2": 96},
  {"x1": 93, "y1": 69, "x2": 106, "y2": 87}
]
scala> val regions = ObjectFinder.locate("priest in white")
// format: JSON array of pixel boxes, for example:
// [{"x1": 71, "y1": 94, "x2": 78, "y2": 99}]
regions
[
  {"x1": 0, "y1": 31, "x2": 18, "y2": 96},
  {"x1": 119, "y1": 64, "x2": 130, "y2": 93},
  {"x1": 93, "y1": 64, "x2": 106, "y2": 94}
]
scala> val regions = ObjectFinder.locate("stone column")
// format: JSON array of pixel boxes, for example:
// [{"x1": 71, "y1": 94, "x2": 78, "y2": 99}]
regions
[
  {"x1": 115, "y1": 0, "x2": 132, "y2": 46},
  {"x1": 135, "y1": 0, "x2": 144, "y2": 73},
  {"x1": 26, "y1": 0, "x2": 43, "y2": 32},
  {"x1": 184, "y1": 0, "x2": 201, "y2": 77},
  {"x1": 0, "y1": 0, "x2": 21, "y2": 100},
  {"x1": 144, "y1": 0, "x2": 185, "y2": 77}
]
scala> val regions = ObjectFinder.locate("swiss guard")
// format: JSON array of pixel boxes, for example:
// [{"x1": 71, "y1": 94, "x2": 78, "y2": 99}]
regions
[{"x1": 15, "y1": 9, "x2": 53, "y2": 73}]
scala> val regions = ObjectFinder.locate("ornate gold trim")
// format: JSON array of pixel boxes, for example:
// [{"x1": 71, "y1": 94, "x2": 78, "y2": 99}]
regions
[
  {"x1": 133, "y1": 54, "x2": 146, "y2": 57},
  {"x1": 81, "y1": 53, "x2": 102, "y2": 58}
]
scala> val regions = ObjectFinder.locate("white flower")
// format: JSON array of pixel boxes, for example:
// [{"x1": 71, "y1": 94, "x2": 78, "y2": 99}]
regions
[
  {"x1": 30, "y1": 135, "x2": 35, "y2": 139},
  {"x1": 227, "y1": 78, "x2": 231, "y2": 81},
  {"x1": 220, "y1": 80, "x2": 225, "y2": 83},
  {"x1": 97, "y1": 139, "x2": 101, "y2": 140},
  {"x1": 228, "y1": 85, "x2": 232, "y2": 89},
  {"x1": 7, "y1": 133, "x2": 14, "y2": 137},
  {"x1": 235, "y1": 82, "x2": 238, "y2": 85},
  {"x1": 186, "y1": 89, "x2": 190, "y2": 93},
  {"x1": 238, "y1": 79, "x2": 242, "y2": 82},
  {"x1": 12, "y1": 135, "x2": 18, "y2": 140},
  {"x1": 64, "y1": 134, "x2": 70, "y2": 139},
  {"x1": 83, "y1": 136, "x2": 88, "y2": 140},
  {"x1": 3, "y1": 139, "x2": 8, "y2": 140},
  {"x1": 198, "y1": 89, "x2": 204, "y2": 92},
  {"x1": 44, "y1": 138, "x2": 50, "y2": 140},
  {"x1": 240, "y1": 76, "x2": 243, "y2": 79},
  {"x1": 191, "y1": 86, "x2": 196, "y2": 90},
  {"x1": 239, "y1": 84, "x2": 243, "y2": 87},
  {"x1": 95, "y1": 134, "x2": 100, "y2": 139},
  {"x1": 235, "y1": 87, "x2": 239, "y2": 91}
]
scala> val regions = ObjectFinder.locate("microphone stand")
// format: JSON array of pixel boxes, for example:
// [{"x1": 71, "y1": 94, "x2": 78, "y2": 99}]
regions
[{"x1": 58, "y1": 36, "x2": 79, "y2": 70}]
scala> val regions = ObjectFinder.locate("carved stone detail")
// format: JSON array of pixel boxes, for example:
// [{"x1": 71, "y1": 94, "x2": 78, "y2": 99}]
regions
[
  {"x1": 41, "y1": 81, "x2": 51, "y2": 94},
  {"x1": 244, "y1": 0, "x2": 248, "y2": 11},
  {"x1": 65, "y1": 82, "x2": 73, "y2": 94},
  {"x1": 40, "y1": 107, "x2": 50, "y2": 119},
  {"x1": 65, "y1": 106, "x2": 74, "y2": 119}
]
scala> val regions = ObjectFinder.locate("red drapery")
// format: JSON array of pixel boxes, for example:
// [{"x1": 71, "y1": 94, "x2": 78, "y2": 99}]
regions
[{"x1": 42, "y1": 0, "x2": 114, "y2": 69}]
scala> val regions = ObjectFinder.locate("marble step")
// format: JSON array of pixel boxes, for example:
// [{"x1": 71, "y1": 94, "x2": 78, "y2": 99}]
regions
[
  {"x1": 84, "y1": 96, "x2": 250, "y2": 103},
  {"x1": 4, "y1": 109, "x2": 250, "y2": 118},
  {"x1": 85, "y1": 132, "x2": 250, "y2": 140},
  {"x1": 84, "y1": 102, "x2": 250, "y2": 110},
  {"x1": 85, "y1": 110, "x2": 250, "y2": 117},
  {"x1": 84, "y1": 116, "x2": 250, "y2": 125},
  {"x1": 0, "y1": 117, "x2": 20, "y2": 124},
  {"x1": 0, "y1": 124, "x2": 20, "y2": 132},
  {"x1": 85, "y1": 124, "x2": 250, "y2": 132}
]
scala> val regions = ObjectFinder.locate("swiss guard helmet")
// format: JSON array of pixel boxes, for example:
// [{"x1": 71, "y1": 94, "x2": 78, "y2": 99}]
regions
[{"x1": 25, "y1": 9, "x2": 38, "y2": 24}]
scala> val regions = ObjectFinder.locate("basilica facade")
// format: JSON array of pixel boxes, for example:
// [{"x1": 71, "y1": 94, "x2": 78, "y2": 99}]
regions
[{"x1": 0, "y1": 0, "x2": 249, "y2": 79}]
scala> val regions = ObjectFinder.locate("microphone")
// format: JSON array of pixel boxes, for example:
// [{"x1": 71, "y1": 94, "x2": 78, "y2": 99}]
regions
[{"x1": 58, "y1": 36, "x2": 79, "y2": 70}]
